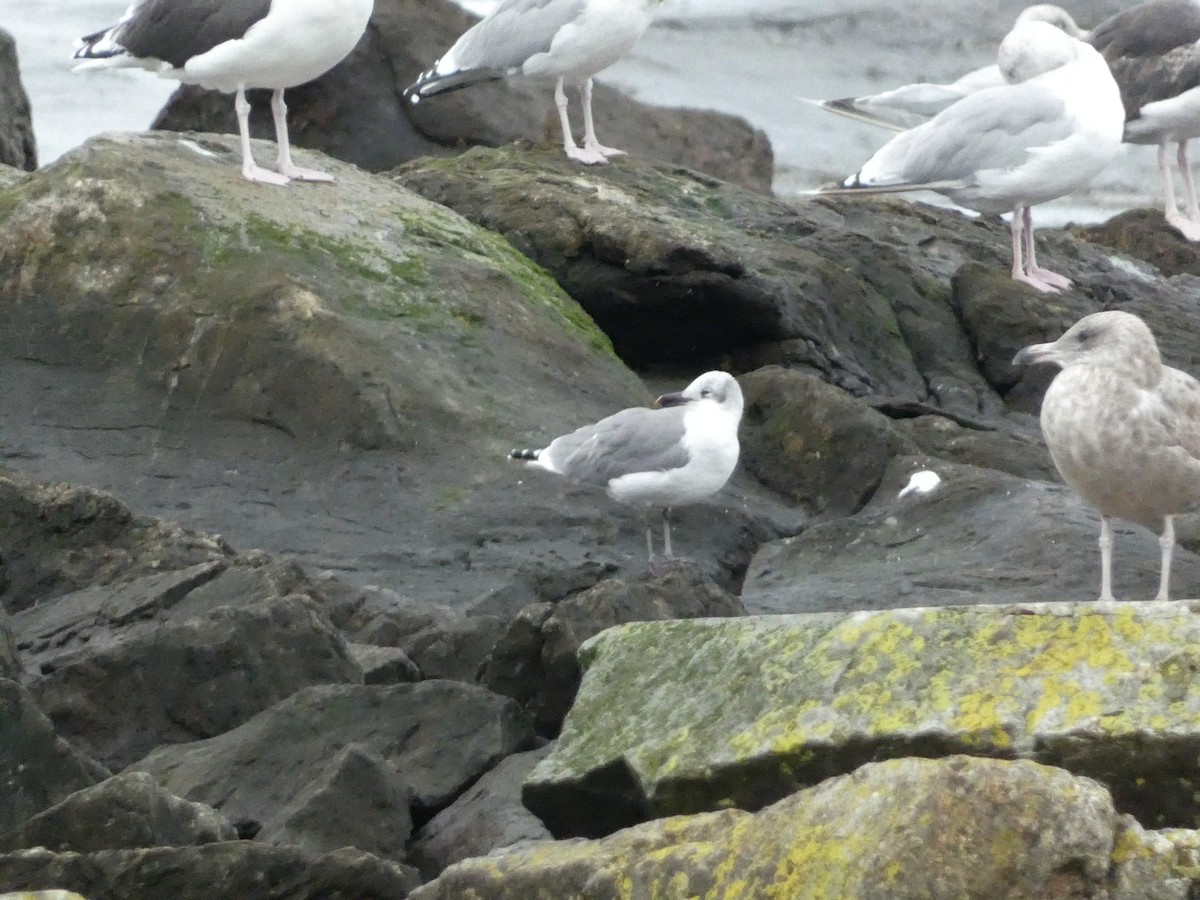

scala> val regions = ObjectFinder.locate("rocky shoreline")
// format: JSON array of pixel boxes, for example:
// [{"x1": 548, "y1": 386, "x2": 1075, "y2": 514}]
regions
[{"x1": 7, "y1": 1, "x2": 1200, "y2": 897}]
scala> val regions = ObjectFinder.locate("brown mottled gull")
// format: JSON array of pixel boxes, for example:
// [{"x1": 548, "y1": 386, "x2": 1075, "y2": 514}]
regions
[{"x1": 1013, "y1": 310, "x2": 1200, "y2": 600}]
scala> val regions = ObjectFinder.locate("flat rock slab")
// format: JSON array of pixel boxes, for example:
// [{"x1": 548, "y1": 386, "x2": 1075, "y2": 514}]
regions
[
  {"x1": 526, "y1": 601, "x2": 1200, "y2": 837},
  {"x1": 0, "y1": 844, "x2": 419, "y2": 900},
  {"x1": 419, "y1": 756, "x2": 1117, "y2": 899}
]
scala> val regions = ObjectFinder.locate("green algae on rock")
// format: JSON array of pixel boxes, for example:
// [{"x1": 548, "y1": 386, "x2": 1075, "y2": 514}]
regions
[
  {"x1": 525, "y1": 601, "x2": 1200, "y2": 837},
  {"x1": 414, "y1": 756, "x2": 1117, "y2": 899}
]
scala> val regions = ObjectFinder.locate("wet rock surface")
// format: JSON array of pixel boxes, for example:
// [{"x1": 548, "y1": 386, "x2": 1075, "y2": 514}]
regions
[{"x1": 7, "y1": 121, "x2": 1200, "y2": 895}]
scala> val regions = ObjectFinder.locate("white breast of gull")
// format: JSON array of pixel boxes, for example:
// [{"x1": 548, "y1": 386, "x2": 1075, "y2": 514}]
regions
[
  {"x1": 73, "y1": 0, "x2": 374, "y2": 185},
  {"x1": 404, "y1": 0, "x2": 662, "y2": 165},
  {"x1": 1013, "y1": 309, "x2": 1200, "y2": 601},
  {"x1": 509, "y1": 370, "x2": 742, "y2": 562},
  {"x1": 809, "y1": 21, "x2": 1123, "y2": 295},
  {"x1": 1088, "y1": 0, "x2": 1200, "y2": 239}
]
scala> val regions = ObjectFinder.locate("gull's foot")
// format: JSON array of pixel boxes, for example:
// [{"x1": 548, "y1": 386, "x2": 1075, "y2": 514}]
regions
[
  {"x1": 243, "y1": 164, "x2": 291, "y2": 186},
  {"x1": 565, "y1": 146, "x2": 609, "y2": 166},
  {"x1": 279, "y1": 163, "x2": 336, "y2": 183},
  {"x1": 1027, "y1": 266, "x2": 1072, "y2": 291},
  {"x1": 647, "y1": 553, "x2": 680, "y2": 577},
  {"x1": 1166, "y1": 211, "x2": 1200, "y2": 241},
  {"x1": 1012, "y1": 271, "x2": 1063, "y2": 294},
  {"x1": 585, "y1": 141, "x2": 626, "y2": 159}
]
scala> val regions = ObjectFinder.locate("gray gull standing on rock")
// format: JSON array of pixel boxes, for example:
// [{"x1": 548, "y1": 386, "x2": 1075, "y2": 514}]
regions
[
  {"x1": 810, "y1": 21, "x2": 1124, "y2": 293},
  {"x1": 73, "y1": 0, "x2": 375, "y2": 185},
  {"x1": 404, "y1": 0, "x2": 662, "y2": 165},
  {"x1": 510, "y1": 371, "x2": 742, "y2": 560},
  {"x1": 1013, "y1": 310, "x2": 1200, "y2": 601},
  {"x1": 1087, "y1": 0, "x2": 1200, "y2": 240},
  {"x1": 807, "y1": 5, "x2": 1089, "y2": 132}
]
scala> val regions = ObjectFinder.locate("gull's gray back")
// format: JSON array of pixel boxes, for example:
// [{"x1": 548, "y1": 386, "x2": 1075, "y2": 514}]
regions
[
  {"x1": 896, "y1": 84, "x2": 1073, "y2": 186},
  {"x1": 450, "y1": 0, "x2": 587, "y2": 72},
  {"x1": 116, "y1": 0, "x2": 274, "y2": 68},
  {"x1": 547, "y1": 406, "x2": 690, "y2": 487}
]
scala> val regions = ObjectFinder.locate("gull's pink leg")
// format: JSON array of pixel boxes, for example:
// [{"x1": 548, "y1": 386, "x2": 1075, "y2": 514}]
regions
[
  {"x1": 1098, "y1": 515, "x2": 1116, "y2": 602},
  {"x1": 1177, "y1": 142, "x2": 1200, "y2": 231},
  {"x1": 235, "y1": 85, "x2": 290, "y2": 185},
  {"x1": 662, "y1": 508, "x2": 674, "y2": 558},
  {"x1": 556, "y1": 77, "x2": 606, "y2": 165},
  {"x1": 272, "y1": 89, "x2": 334, "y2": 182},
  {"x1": 1021, "y1": 206, "x2": 1071, "y2": 290},
  {"x1": 1161, "y1": 142, "x2": 1200, "y2": 239},
  {"x1": 1157, "y1": 515, "x2": 1175, "y2": 601},
  {"x1": 1010, "y1": 206, "x2": 1061, "y2": 292},
  {"x1": 581, "y1": 78, "x2": 625, "y2": 159}
]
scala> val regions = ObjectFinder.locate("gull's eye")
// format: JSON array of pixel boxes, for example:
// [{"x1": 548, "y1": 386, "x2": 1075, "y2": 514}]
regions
[
  {"x1": 701, "y1": 388, "x2": 713, "y2": 397},
  {"x1": 1074, "y1": 328, "x2": 1096, "y2": 345}
]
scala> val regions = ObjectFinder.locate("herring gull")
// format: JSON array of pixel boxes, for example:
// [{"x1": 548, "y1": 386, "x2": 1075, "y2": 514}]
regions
[
  {"x1": 72, "y1": 0, "x2": 374, "y2": 185},
  {"x1": 1013, "y1": 310, "x2": 1200, "y2": 601},
  {"x1": 510, "y1": 371, "x2": 742, "y2": 560},
  {"x1": 404, "y1": 0, "x2": 661, "y2": 165},
  {"x1": 808, "y1": 5, "x2": 1089, "y2": 132},
  {"x1": 1087, "y1": 0, "x2": 1200, "y2": 240},
  {"x1": 810, "y1": 21, "x2": 1124, "y2": 293}
]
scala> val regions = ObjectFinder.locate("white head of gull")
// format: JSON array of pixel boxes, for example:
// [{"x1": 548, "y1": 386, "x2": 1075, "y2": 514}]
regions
[
  {"x1": 806, "y1": 5, "x2": 1089, "y2": 132},
  {"x1": 404, "y1": 0, "x2": 663, "y2": 165},
  {"x1": 1013, "y1": 310, "x2": 1200, "y2": 601},
  {"x1": 72, "y1": 0, "x2": 375, "y2": 185},
  {"x1": 510, "y1": 371, "x2": 742, "y2": 561},
  {"x1": 812, "y1": 21, "x2": 1124, "y2": 294},
  {"x1": 1087, "y1": 0, "x2": 1200, "y2": 240}
]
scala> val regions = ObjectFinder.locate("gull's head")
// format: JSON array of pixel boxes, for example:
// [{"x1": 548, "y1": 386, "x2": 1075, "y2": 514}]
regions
[
  {"x1": 1012, "y1": 311, "x2": 1162, "y2": 381},
  {"x1": 998, "y1": 19, "x2": 1083, "y2": 84},
  {"x1": 1014, "y1": 4, "x2": 1087, "y2": 39},
  {"x1": 656, "y1": 371, "x2": 744, "y2": 417}
]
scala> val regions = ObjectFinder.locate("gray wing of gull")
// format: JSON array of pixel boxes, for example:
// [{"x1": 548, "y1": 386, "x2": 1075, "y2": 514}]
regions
[
  {"x1": 1157, "y1": 366, "x2": 1200, "y2": 460},
  {"x1": 869, "y1": 82, "x2": 1074, "y2": 187},
  {"x1": 543, "y1": 406, "x2": 691, "y2": 487},
  {"x1": 114, "y1": 0, "x2": 273, "y2": 68},
  {"x1": 448, "y1": 0, "x2": 587, "y2": 72}
]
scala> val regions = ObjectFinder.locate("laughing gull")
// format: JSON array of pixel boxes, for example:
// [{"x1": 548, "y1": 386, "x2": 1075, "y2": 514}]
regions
[
  {"x1": 811, "y1": 21, "x2": 1123, "y2": 293},
  {"x1": 1087, "y1": 0, "x2": 1200, "y2": 240},
  {"x1": 404, "y1": 0, "x2": 661, "y2": 165},
  {"x1": 510, "y1": 371, "x2": 742, "y2": 560},
  {"x1": 1014, "y1": 311, "x2": 1200, "y2": 601},
  {"x1": 808, "y1": 5, "x2": 1089, "y2": 132},
  {"x1": 73, "y1": 0, "x2": 374, "y2": 185}
]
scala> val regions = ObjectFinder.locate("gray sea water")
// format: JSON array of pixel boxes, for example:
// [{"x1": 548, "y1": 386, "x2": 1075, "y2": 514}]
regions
[{"x1": 5, "y1": 0, "x2": 1156, "y2": 225}]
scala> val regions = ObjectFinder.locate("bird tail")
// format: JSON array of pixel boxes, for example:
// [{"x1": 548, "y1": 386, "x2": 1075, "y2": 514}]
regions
[
  {"x1": 404, "y1": 66, "x2": 507, "y2": 104},
  {"x1": 509, "y1": 448, "x2": 541, "y2": 461},
  {"x1": 72, "y1": 25, "x2": 127, "y2": 63},
  {"x1": 800, "y1": 176, "x2": 967, "y2": 198}
]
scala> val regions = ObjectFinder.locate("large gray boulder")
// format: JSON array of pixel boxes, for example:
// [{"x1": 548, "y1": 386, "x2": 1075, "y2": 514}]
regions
[
  {"x1": 151, "y1": 0, "x2": 773, "y2": 191},
  {"x1": 0, "y1": 844, "x2": 420, "y2": 899},
  {"x1": 0, "y1": 772, "x2": 235, "y2": 853},
  {"x1": 130, "y1": 682, "x2": 535, "y2": 827},
  {"x1": 417, "y1": 756, "x2": 1117, "y2": 898},
  {"x1": 28, "y1": 595, "x2": 362, "y2": 770},
  {"x1": 0, "y1": 30, "x2": 35, "y2": 172},
  {"x1": 0, "y1": 679, "x2": 108, "y2": 834},
  {"x1": 525, "y1": 601, "x2": 1200, "y2": 837}
]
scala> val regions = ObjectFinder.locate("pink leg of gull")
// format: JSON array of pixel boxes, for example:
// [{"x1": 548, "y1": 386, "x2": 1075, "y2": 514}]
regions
[
  {"x1": 581, "y1": 78, "x2": 625, "y2": 159},
  {"x1": 1161, "y1": 142, "x2": 1200, "y2": 239},
  {"x1": 1157, "y1": 515, "x2": 1175, "y2": 601},
  {"x1": 235, "y1": 85, "x2": 290, "y2": 185},
  {"x1": 1021, "y1": 206, "x2": 1071, "y2": 290},
  {"x1": 556, "y1": 77, "x2": 607, "y2": 165},
  {"x1": 1099, "y1": 515, "x2": 1116, "y2": 602},
  {"x1": 1009, "y1": 206, "x2": 1062, "y2": 292},
  {"x1": 272, "y1": 89, "x2": 334, "y2": 182}
]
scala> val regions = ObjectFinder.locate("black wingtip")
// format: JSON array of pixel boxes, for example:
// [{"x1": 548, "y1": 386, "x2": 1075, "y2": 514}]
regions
[{"x1": 510, "y1": 448, "x2": 539, "y2": 461}]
